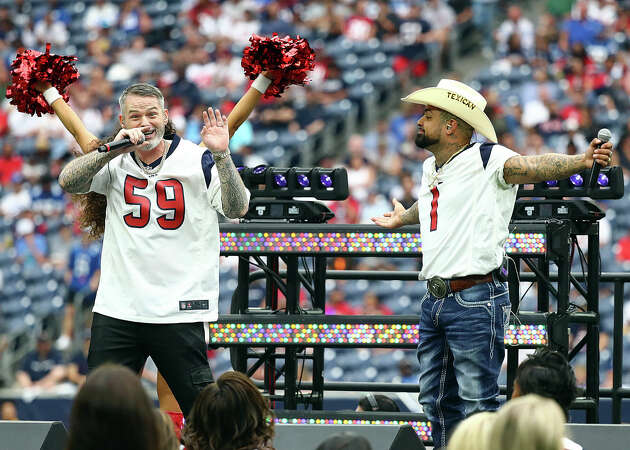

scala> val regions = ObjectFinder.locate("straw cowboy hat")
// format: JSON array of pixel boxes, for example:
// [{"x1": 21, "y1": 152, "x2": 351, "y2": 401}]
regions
[{"x1": 401, "y1": 79, "x2": 497, "y2": 142}]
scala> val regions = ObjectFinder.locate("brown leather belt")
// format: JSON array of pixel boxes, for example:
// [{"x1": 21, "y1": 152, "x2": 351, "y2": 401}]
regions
[{"x1": 427, "y1": 273, "x2": 494, "y2": 298}]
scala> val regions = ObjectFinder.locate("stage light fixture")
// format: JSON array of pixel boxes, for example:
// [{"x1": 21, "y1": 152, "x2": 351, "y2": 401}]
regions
[
  {"x1": 569, "y1": 174, "x2": 584, "y2": 186},
  {"x1": 517, "y1": 166, "x2": 623, "y2": 199},
  {"x1": 238, "y1": 166, "x2": 349, "y2": 200}
]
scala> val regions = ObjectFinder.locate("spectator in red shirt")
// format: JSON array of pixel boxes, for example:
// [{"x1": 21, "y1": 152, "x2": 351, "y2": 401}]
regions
[
  {"x1": 344, "y1": 0, "x2": 375, "y2": 42},
  {"x1": 360, "y1": 291, "x2": 393, "y2": 315},
  {"x1": 326, "y1": 289, "x2": 359, "y2": 315},
  {"x1": 0, "y1": 139, "x2": 22, "y2": 186}
]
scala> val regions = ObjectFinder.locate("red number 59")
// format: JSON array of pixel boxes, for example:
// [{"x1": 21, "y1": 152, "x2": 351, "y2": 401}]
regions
[{"x1": 123, "y1": 175, "x2": 185, "y2": 230}]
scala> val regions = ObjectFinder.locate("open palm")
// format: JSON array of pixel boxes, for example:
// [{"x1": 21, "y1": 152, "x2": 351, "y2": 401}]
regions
[{"x1": 201, "y1": 107, "x2": 229, "y2": 153}]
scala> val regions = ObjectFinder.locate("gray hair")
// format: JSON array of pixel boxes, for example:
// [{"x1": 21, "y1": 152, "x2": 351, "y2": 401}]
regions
[{"x1": 118, "y1": 83, "x2": 165, "y2": 114}]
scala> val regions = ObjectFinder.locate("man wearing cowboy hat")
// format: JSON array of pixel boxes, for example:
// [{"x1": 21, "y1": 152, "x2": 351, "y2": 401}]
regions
[{"x1": 372, "y1": 79, "x2": 613, "y2": 449}]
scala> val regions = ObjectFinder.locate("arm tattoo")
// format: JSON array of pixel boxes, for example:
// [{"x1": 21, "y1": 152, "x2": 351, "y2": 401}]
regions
[
  {"x1": 214, "y1": 156, "x2": 250, "y2": 219},
  {"x1": 400, "y1": 201, "x2": 420, "y2": 226},
  {"x1": 503, "y1": 154, "x2": 586, "y2": 185},
  {"x1": 58, "y1": 150, "x2": 119, "y2": 193}
]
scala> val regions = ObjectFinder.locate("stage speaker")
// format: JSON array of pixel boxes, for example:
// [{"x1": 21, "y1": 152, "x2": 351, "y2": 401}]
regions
[
  {"x1": 566, "y1": 424, "x2": 630, "y2": 450},
  {"x1": 273, "y1": 423, "x2": 425, "y2": 450},
  {"x1": 0, "y1": 421, "x2": 68, "y2": 450}
]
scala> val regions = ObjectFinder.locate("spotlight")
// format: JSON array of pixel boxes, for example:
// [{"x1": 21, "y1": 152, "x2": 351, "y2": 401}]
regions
[
  {"x1": 320, "y1": 174, "x2": 333, "y2": 188},
  {"x1": 546, "y1": 180, "x2": 558, "y2": 187},
  {"x1": 597, "y1": 173, "x2": 609, "y2": 187},
  {"x1": 274, "y1": 174, "x2": 288, "y2": 187},
  {"x1": 569, "y1": 174, "x2": 583, "y2": 186},
  {"x1": 253, "y1": 165, "x2": 266, "y2": 175},
  {"x1": 297, "y1": 174, "x2": 310, "y2": 187}
]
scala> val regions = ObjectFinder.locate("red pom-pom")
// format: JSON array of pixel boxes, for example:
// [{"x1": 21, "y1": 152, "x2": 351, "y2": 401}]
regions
[
  {"x1": 241, "y1": 34, "x2": 316, "y2": 98},
  {"x1": 6, "y1": 43, "x2": 79, "y2": 116}
]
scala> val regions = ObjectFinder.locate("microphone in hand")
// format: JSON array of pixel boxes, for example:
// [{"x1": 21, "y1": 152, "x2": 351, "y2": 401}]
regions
[{"x1": 586, "y1": 128, "x2": 612, "y2": 196}]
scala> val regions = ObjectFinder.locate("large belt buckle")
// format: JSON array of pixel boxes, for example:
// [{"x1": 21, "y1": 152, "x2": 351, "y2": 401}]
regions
[{"x1": 428, "y1": 277, "x2": 448, "y2": 298}]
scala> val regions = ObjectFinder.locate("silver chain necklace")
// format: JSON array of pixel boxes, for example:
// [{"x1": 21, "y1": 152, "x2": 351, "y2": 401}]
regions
[{"x1": 134, "y1": 141, "x2": 169, "y2": 178}]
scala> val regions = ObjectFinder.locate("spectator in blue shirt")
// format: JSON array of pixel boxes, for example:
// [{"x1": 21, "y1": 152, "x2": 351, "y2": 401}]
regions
[
  {"x1": 561, "y1": 1, "x2": 605, "y2": 47},
  {"x1": 16, "y1": 331, "x2": 66, "y2": 389},
  {"x1": 67, "y1": 331, "x2": 90, "y2": 386},
  {"x1": 14, "y1": 217, "x2": 48, "y2": 269},
  {"x1": 57, "y1": 235, "x2": 101, "y2": 350}
]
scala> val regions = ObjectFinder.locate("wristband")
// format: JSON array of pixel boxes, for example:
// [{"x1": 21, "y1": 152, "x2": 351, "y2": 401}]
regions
[
  {"x1": 212, "y1": 149, "x2": 231, "y2": 161},
  {"x1": 251, "y1": 74, "x2": 272, "y2": 94},
  {"x1": 42, "y1": 86, "x2": 62, "y2": 105}
]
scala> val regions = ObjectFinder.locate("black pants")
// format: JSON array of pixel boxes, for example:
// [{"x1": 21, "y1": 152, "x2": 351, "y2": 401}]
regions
[{"x1": 87, "y1": 313, "x2": 213, "y2": 417}]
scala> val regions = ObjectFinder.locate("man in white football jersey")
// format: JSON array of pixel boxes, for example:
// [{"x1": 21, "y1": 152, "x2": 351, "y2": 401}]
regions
[
  {"x1": 57, "y1": 83, "x2": 250, "y2": 416},
  {"x1": 371, "y1": 79, "x2": 613, "y2": 449}
]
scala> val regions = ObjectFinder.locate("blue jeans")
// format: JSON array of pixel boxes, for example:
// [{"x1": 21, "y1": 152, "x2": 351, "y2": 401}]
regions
[{"x1": 417, "y1": 276, "x2": 510, "y2": 449}]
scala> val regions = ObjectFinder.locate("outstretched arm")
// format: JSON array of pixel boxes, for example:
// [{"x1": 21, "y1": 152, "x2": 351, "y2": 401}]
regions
[
  {"x1": 33, "y1": 81, "x2": 100, "y2": 154},
  {"x1": 503, "y1": 137, "x2": 613, "y2": 185},
  {"x1": 371, "y1": 199, "x2": 419, "y2": 228}
]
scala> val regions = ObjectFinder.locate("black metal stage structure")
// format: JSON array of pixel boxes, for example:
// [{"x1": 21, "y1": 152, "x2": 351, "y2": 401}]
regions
[{"x1": 211, "y1": 165, "x2": 626, "y2": 445}]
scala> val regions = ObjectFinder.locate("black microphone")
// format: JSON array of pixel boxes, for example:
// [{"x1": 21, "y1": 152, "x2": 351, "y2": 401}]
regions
[
  {"x1": 97, "y1": 138, "x2": 135, "y2": 153},
  {"x1": 586, "y1": 128, "x2": 612, "y2": 196}
]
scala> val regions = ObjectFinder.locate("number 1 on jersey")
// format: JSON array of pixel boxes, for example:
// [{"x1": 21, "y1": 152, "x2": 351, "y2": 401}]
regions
[{"x1": 430, "y1": 186, "x2": 439, "y2": 231}]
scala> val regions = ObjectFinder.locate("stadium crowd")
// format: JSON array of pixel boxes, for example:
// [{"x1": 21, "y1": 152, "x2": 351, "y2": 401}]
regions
[{"x1": 0, "y1": 0, "x2": 629, "y2": 435}]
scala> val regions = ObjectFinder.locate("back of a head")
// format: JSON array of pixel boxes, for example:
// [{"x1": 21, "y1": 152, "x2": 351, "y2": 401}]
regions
[
  {"x1": 489, "y1": 394, "x2": 565, "y2": 450},
  {"x1": 67, "y1": 364, "x2": 158, "y2": 450},
  {"x1": 515, "y1": 347, "x2": 577, "y2": 419},
  {"x1": 357, "y1": 394, "x2": 400, "y2": 412},
  {"x1": 447, "y1": 412, "x2": 496, "y2": 450},
  {"x1": 183, "y1": 371, "x2": 274, "y2": 450},
  {"x1": 315, "y1": 432, "x2": 373, "y2": 450},
  {"x1": 155, "y1": 409, "x2": 179, "y2": 450}
]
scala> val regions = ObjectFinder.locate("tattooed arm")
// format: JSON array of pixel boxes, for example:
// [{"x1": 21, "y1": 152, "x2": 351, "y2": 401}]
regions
[
  {"x1": 371, "y1": 199, "x2": 419, "y2": 228},
  {"x1": 58, "y1": 149, "x2": 122, "y2": 193},
  {"x1": 503, "y1": 138, "x2": 614, "y2": 185},
  {"x1": 201, "y1": 106, "x2": 249, "y2": 218},
  {"x1": 215, "y1": 157, "x2": 250, "y2": 218}
]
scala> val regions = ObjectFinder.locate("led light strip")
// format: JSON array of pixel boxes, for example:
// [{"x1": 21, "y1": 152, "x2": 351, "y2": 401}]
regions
[
  {"x1": 208, "y1": 323, "x2": 547, "y2": 346},
  {"x1": 219, "y1": 231, "x2": 545, "y2": 255},
  {"x1": 275, "y1": 417, "x2": 433, "y2": 441}
]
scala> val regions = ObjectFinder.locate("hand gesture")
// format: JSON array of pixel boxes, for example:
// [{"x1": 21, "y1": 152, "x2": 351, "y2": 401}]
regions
[
  {"x1": 371, "y1": 198, "x2": 406, "y2": 229},
  {"x1": 585, "y1": 137, "x2": 613, "y2": 168},
  {"x1": 201, "y1": 107, "x2": 229, "y2": 153}
]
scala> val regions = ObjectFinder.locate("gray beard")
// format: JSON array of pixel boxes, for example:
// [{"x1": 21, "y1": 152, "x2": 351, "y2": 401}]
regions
[{"x1": 139, "y1": 126, "x2": 166, "y2": 152}]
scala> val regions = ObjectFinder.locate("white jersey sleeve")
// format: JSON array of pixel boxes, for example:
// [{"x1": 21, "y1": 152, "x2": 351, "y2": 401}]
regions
[
  {"x1": 484, "y1": 144, "x2": 520, "y2": 189},
  {"x1": 88, "y1": 163, "x2": 110, "y2": 195}
]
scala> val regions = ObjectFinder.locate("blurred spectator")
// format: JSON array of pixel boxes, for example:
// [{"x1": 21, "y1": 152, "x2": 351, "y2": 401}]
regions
[
  {"x1": 259, "y1": 2, "x2": 295, "y2": 38},
  {"x1": 561, "y1": 1, "x2": 605, "y2": 47},
  {"x1": 356, "y1": 393, "x2": 400, "y2": 412},
  {"x1": 421, "y1": 0, "x2": 456, "y2": 71},
  {"x1": 316, "y1": 432, "x2": 372, "y2": 450},
  {"x1": 33, "y1": 11, "x2": 69, "y2": 47},
  {"x1": 0, "y1": 401, "x2": 18, "y2": 420},
  {"x1": 84, "y1": 0, "x2": 120, "y2": 31},
  {"x1": 495, "y1": 5, "x2": 535, "y2": 57},
  {"x1": 15, "y1": 331, "x2": 66, "y2": 390},
  {"x1": 360, "y1": 190, "x2": 390, "y2": 224},
  {"x1": 14, "y1": 217, "x2": 48, "y2": 268},
  {"x1": 0, "y1": 140, "x2": 22, "y2": 186},
  {"x1": 489, "y1": 394, "x2": 566, "y2": 450},
  {"x1": 66, "y1": 364, "x2": 159, "y2": 450},
  {"x1": 118, "y1": 36, "x2": 165, "y2": 79},
  {"x1": 67, "y1": 331, "x2": 90, "y2": 386},
  {"x1": 118, "y1": 0, "x2": 152, "y2": 37},
  {"x1": 395, "y1": 2, "x2": 432, "y2": 79},
  {"x1": 344, "y1": 0, "x2": 375, "y2": 42},
  {"x1": 30, "y1": 175, "x2": 65, "y2": 219},
  {"x1": 471, "y1": 0, "x2": 499, "y2": 55},
  {"x1": 586, "y1": 0, "x2": 618, "y2": 28},
  {"x1": 326, "y1": 289, "x2": 358, "y2": 315},
  {"x1": 360, "y1": 291, "x2": 393, "y2": 315},
  {"x1": 447, "y1": 411, "x2": 496, "y2": 450},
  {"x1": 0, "y1": 173, "x2": 31, "y2": 218},
  {"x1": 390, "y1": 170, "x2": 418, "y2": 209},
  {"x1": 396, "y1": 359, "x2": 417, "y2": 384},
  {"x1": 57, "y1": 234, "x2": 101, "y2": 350},
  {"x1": 182, "y1": 371, "x2": 275, "y2": 450}
]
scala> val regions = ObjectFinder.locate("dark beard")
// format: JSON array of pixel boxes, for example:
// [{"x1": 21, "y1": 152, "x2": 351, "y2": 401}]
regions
[{"x1": 415, "y1": 132, "x2": 439, "y2": 149}]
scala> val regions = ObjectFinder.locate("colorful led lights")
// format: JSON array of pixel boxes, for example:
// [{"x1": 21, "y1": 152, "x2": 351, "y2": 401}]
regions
[
  {"x1": 208, "y1": 323, "x2": 546, "y2": 347},
  {"x1": 297, "y1": 174, "x2": 310, "y2": 187},
  {"x1": 253, "y1": 165, "x2": 266, "y2": 175},
  {"x1": 274, "y1": 417, "x2": 433, "y2": 441},
  {"x1": 597, "y1": 173, "x2": 609, "y2": 186},
  {"x1": 274, "y1": 174, "x2": 288, "y2": 187},
  {"x1": 320, "y1": 174, "x2": 333, "y2": 187},
  {"x1": 504, "y1": 233, "x2": 546, "y2": 255},
  {"x1": 545, "y1": 180, "x2": 558, "y2": 187},
  {"x1": 569, "y1": 174, "x2": 584, "y2": 186}
]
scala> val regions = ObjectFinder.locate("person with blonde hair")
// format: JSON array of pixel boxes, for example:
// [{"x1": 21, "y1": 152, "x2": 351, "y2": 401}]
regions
[
  {"x1": 489, "y1": 394, "x2": 565, "y2": 450},
  {"x1": 447, "y1": 411, "x2": 496, "y2": 450}
]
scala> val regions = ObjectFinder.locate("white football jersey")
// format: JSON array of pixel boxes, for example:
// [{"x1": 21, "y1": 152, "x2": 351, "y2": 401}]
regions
[
  {"x1": 87, "y1": 136, "x2": 244, "y2": 323},
  {"x1": 418, "y1": 142, "x2": 519, "y2": 279}
]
